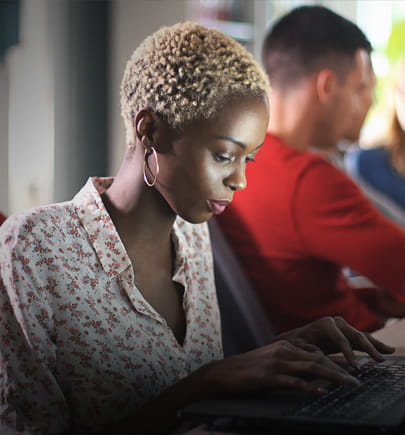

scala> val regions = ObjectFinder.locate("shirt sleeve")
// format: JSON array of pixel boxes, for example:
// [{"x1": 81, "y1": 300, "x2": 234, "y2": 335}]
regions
[
  {"x1": 0, "y1": 222, "x2": 70, "y2": 434},
  {"x1": 293, "y1": 159, "x2": 405, "y2": 299}
]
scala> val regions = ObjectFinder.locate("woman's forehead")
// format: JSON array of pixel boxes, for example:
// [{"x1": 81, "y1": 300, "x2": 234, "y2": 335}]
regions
[{"x1": 177, "y1": 96, "x2": 269, "y2": 145}]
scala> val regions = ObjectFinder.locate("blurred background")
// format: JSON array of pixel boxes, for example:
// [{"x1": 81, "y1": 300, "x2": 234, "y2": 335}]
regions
[{"x1": 1, "y1": 0, "x2": 405, "y2": 215}]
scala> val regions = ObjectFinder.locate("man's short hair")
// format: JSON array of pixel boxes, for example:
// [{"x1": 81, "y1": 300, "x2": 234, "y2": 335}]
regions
[{"x1": 262, "y1": 5, "x2": 372, "y2": 91}]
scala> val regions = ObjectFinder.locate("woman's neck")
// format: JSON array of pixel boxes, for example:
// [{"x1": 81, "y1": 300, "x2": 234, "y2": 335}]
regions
[{"x1": 101, "y1": 147, "x2": 176, "y2": 251}]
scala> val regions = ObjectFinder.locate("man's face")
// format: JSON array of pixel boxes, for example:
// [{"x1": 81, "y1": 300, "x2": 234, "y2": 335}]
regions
[
  {"x1": 316, "y1": 49, "x2": 372, "y2": 149},
  {"x1": 343, "y1": 56, "x2": 376, "y2": 142}
]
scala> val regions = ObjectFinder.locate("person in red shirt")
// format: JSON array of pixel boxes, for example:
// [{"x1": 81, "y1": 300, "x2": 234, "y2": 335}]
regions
[{"x1": 217, "y1": 5, "x2": 405, "y2": 334}]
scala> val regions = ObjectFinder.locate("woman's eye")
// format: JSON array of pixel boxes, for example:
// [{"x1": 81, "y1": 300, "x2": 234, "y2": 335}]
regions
[
  {"x1": 245, "y1": 153, "x2": 257, "y2": 163},
  {"x1": 246, "y1": 156, "x2": 256, "y2": 163},
  {"x1": 213, "y1": 153, "x2": 232, "y2": 163}
]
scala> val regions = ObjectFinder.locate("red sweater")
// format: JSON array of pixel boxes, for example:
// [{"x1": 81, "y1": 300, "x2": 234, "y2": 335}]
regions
[{"x1": 217, "y1": 133, "x2": 405, "y2": 333}]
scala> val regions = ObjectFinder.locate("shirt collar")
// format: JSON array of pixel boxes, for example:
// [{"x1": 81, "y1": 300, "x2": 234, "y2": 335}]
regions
[
  {"x1": 171, "y1": 219, "x2": 188, "y2": 283},
  {"x1": 73, "y1": 177, "x2": 132, "y2": 277}
]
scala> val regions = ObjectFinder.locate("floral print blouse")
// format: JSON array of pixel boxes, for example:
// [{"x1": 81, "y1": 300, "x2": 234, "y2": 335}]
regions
[{"x1": 0, "y1": 177, "x2": 223, "y2": 434}]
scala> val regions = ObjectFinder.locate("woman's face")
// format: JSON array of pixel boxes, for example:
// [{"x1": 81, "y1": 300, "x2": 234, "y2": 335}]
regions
[{"x1": 154, "y1": 95, "x2": 269, "y2": 223}]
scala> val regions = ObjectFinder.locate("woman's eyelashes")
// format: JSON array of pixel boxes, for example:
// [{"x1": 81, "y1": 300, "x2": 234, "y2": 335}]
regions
[
  {"x1": 213, "y1": 152, "x2": 234, "y2": 163},
  {"x1": 213, "y1": 152, "x2": 257, "y2": 164}
]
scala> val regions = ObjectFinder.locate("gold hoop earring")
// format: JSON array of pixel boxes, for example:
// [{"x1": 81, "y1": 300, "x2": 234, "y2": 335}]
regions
[{"x1": 143, "y1": 146, "x2": 159, "y2": 187}]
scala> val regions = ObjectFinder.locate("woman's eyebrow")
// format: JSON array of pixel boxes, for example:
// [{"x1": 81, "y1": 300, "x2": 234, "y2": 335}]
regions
[
  {"x1": 213, "y1": 135, "x2": 247, "y2": 149},
  {"x1": 213, "y1": 135, "x2": 264, "y2": 151}
]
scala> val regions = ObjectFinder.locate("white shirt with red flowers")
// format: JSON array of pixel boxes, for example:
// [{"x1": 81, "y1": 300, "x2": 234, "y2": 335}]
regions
[{"x1": 0, "y1": 177, "x2": 223, "y2": 434}]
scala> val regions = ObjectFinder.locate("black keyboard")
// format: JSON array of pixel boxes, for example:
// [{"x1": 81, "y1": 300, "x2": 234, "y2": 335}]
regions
[{"x1": 293, "y1": 359, "x2": 405, "y2": 421}]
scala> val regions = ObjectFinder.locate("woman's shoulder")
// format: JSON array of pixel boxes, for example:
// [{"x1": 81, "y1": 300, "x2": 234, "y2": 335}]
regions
[
  {"x1": 351, "y1": 146, "x2": 388, "y2": 160},
  {"x1": 357, "y1": 147, "x2": 393, "y2": 174},
  {"x1": 358, "y1": 146, "x2": 388, "y2": 158},
  {"x1": 0, "y1": 201, "x2": 76, "y2": 248},
  {"x1": 344, "y1": 145, "x2": 388, "y2": 174}
]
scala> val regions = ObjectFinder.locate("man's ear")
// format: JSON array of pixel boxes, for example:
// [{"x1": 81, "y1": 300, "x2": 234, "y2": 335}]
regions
[{"x1": 315, "y1": 69, "x2": 338, "y2": 103}]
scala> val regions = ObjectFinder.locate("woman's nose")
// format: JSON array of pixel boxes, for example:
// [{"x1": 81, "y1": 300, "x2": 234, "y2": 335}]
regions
[{"x1": 225, "y1": 165, "x2": 247, "y2": 192}]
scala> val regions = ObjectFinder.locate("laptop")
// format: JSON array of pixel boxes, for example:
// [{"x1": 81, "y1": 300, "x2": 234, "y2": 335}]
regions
[{"x1": 179, "y1": 354, "x2": 405, "y2": 434}]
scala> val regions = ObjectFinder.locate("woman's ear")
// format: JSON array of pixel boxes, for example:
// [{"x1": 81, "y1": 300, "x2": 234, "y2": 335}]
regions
[
  {"x1": 134, "y1": 108, "x2": 155, "y2": 144},
  {"x1": 135, "y1": 108, "x2": 177, "y2": 154},
  {"x1": 315, "y1": 69, "x2": 337, "y2": 103}
]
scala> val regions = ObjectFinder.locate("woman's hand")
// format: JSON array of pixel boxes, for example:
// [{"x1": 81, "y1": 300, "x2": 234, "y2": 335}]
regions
[
  {"x1": 274, "y1": 316, "x2": 395, "y2": 370},
  {"x1": 111, "y1": 318, "x2": 395, "y2": 434},
  {"x1": 200, "y1": 338, "x2": 360, "y2": 397},
  {"x1": 112, "y1": 339, "x2": 355, "y2": 434},
  {"x1": 199, "y1": 317, "x2": 395, "y2": 397}
]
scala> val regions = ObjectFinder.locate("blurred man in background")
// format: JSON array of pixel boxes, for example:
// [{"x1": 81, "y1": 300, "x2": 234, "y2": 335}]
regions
[{"x1": 217, "y1": 5, "x2": 405, "y2": 334}]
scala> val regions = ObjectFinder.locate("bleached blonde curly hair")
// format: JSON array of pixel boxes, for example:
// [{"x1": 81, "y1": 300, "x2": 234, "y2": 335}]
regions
[{"x1": 120, "y1": 21, "x2": 270, "y2": 145}]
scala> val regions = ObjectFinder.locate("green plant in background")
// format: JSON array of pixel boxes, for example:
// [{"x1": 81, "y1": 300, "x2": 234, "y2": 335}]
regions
[{"x1": 386, "y1": 19, "x2": 405, "y2": 67}]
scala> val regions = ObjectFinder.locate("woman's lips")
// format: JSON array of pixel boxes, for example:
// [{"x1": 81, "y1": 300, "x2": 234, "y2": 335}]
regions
[{"x1": 207, "y1": 200, "x2": 230, "y2": 215}]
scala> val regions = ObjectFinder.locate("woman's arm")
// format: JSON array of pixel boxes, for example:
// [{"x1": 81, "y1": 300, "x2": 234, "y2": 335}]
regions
[{"x1": 104, "y1": 316, "x2": 393, "y2": 434}]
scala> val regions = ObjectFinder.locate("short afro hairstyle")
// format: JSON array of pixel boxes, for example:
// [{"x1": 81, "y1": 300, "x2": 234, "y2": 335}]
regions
[{"x1": 121, "y1": 21, "x2": 270, "y2": 145}]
